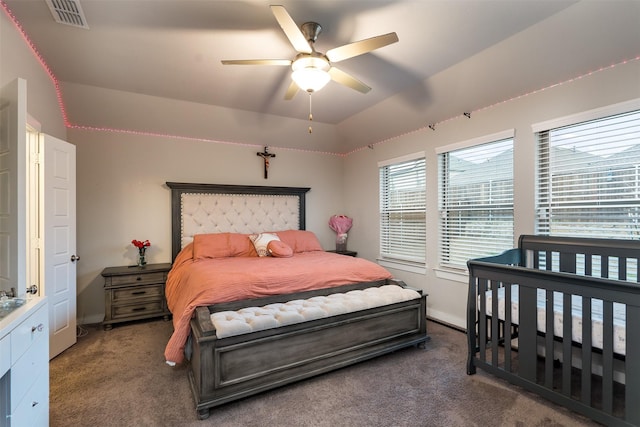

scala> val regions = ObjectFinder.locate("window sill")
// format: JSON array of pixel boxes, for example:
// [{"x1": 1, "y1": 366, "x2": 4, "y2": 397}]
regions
[
  {"x1": 378, "y1": 259, "x2": 426, "y2": 275},
  {"x1": 433, "y1": 267, "x2": 468, "y2": 283}
]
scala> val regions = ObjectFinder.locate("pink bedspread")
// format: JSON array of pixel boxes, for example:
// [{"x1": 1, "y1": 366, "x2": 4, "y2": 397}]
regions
[{"x1": 164, "y1": 251, "x2": 392, "y2": 364}]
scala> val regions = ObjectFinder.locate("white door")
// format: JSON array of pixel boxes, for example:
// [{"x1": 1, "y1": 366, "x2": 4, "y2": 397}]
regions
[
  {"x1": 41, "y1": 134, "x2": 77, "y2": 359},
  {"x1": 0, "y1": 79, "x2": 27, "y2": 296}
]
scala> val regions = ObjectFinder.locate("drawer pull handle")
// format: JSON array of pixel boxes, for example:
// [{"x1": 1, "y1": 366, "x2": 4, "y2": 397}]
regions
[
  {"x1": 132, "y1": 307, "x2": 146, "y2": 312},
  {"x1": 31, "y1": 323, "x2": 44, "y2": 333},
  {"x1": 136, "y1": 276, "x2": 142, "y2": 281},
  {"x1": 131, "y1": 291, "x2": 147, "y2": 295}
]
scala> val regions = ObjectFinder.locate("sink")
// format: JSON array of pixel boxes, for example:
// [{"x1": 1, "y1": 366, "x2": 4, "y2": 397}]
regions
[{"x1": 0, "y1": 298, "x2": 26, "y2": 320}]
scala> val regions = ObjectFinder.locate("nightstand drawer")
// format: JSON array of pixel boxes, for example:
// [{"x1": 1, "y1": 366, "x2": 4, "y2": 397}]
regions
[
  {"x1": 112, "y1": 301, "x2": 165, "y2": 319},
  {"x1": 112, "y1": 283, "x2": 164, "y2": 301},
  {"x1": 102, "y1": 263, "x2": 172, "y2": 329},
  {"x1": 107, "y1": 271, "x2": 166, "y2": 287}
]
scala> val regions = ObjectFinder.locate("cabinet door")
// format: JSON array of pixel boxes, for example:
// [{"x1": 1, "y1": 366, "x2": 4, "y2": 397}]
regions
[
  {"x1": 10, "y1": 305, "x2": 48, "y2": 411},
  {"x1": 0, "y1": 335, "x2": 9, "y2": 377},
  {"x1": 11, "y1": 371, "x2": 48, "y2": 427}
]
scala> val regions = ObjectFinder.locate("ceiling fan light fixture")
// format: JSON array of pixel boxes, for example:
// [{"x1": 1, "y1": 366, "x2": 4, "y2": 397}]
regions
[{"x1": 291, "y1": 56, "x2": 331, "y2": 92}]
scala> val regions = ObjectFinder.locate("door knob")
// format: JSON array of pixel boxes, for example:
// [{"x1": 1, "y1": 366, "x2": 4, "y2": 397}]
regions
[{"x1": 71, "y1": 254, "x2": 80, "y2": 262}]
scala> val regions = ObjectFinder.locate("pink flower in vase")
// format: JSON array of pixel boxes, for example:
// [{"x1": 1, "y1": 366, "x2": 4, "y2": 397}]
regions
[{"x1": 329, "y1": 215, "x2": 352, "y2": 251}]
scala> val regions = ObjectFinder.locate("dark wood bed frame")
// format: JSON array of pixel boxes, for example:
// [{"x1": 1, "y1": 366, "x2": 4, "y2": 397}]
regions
[
  {"x1": 166, "y1": 182, "x2": 429, "y2": 420},
  {"x1": 467, "y1": 235, "x2": 640, "y2": 427}
]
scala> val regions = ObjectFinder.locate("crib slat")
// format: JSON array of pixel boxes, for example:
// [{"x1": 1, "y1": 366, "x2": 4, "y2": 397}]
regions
[
  {"x1": 491, "y1": 282, "x2": 500, "y2": 367},
  {"x1": 478, "y1": 278, "x2": 487, "y2": 364},
  {"x1": 584, "y1": 254, "x2": 593, "y2": 276},
  {"x1": 602, "y1": 300, "x2": 614, "y2": 414},
  {"x1": 545, "y1": 250, "x2": 553, "y2": 270},
  {"x1": 619, "y1": 256, "x2": 627, "y2": 281},
  {"x1": 627, "y1": 304, "x2": 640, "y2": 425},
  {"x1": 560, "y1": 252, "x2": 576, "y2": 274},
  {"x1": 562, "y1": 293, "x2": 572, "y2": 396},
  {"x1": 581, "y1": 297, "x2": 592, "y2": 406},
  {"x1": 601, "y1": 256, "x2": 609, "y2": 278},
  {"x1": 504, "y1": 284, "x2": 512, "y2": 373},
  {"x1": 518, "y1": 285, "x2": 537, "y2": 382},
  {"x1": 544, "y1": 290, "x2": 554, "y2": 388},
  {"x1": 467, "y1": 275, "x2": 479, "y2": 375}
]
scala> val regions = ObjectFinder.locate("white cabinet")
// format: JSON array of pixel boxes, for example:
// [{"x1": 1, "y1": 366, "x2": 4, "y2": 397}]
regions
[
  {"x1": 0, "y1": 298, "x2": 48, "y2": 427},
  {"x1": 0, "y1": 335, "x2": 9, "y2": 378}
]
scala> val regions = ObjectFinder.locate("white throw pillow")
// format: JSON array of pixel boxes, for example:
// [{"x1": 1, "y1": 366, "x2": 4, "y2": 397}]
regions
[{"x1": 249, "y1": 232, "x2": 280, "y2": 257}]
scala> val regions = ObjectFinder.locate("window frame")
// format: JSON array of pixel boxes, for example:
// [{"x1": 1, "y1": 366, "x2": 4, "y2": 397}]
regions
[
  {"x1": 436, "y1": 130, "x2": 515, "y2": 271},
  {"x1": 378, "y1": 152, "x2": 426, "y2": 273},
  {"x1": 533, "y1": 98, "x2": 640, "y2": 240}
]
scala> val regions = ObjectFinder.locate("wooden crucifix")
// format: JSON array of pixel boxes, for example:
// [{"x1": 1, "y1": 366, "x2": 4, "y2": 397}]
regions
[{"x1": 257, "y1": 146, "x2": 276, "y2": 179}]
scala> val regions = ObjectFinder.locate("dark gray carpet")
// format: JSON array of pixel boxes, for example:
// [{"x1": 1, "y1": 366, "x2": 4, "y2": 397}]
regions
[{"x1": 49, "y1": 319, "x2": 599, "y2": 427}]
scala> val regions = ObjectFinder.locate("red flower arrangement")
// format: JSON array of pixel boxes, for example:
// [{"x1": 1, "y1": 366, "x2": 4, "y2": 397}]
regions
[
  {"x1": 132, "y1": 239, "x2": 150, "y2": 266},
  {"x1": 131, "y1": 239, "x2": 151, "y2": 251}
]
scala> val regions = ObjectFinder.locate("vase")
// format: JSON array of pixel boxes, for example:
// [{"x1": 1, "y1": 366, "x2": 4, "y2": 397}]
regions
[
  {"x1": 137, "y1": 250, "x2": 147, "y2": 267},
  {"x1": 336, "y1": 233, "x2": 348, "y2": 252}
]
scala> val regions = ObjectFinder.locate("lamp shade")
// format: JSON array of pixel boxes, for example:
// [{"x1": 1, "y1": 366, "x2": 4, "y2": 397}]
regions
[{"x1": 291, "y1": 55, "x2": 331, "y2": 92}]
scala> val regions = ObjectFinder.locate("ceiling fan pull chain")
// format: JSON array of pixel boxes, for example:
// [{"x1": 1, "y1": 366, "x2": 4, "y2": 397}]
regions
[{"x1": 308, "y1": 93, "x2": 313, "y2": 133}]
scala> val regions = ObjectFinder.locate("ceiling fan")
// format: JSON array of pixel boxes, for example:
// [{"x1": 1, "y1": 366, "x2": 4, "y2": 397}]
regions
[{"x1": 221, "y1": 5, "x2": 399, "y2": 100}]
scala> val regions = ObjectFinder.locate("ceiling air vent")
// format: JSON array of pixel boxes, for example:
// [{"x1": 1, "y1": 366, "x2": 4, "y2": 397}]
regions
[{"x1": 45, "y1": 0, "x2": 89, "y2": 29}]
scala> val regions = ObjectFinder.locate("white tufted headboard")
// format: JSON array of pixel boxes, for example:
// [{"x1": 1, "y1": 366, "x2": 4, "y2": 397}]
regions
[{"x1": 166, "y1": 182, "x2": 310, "y2": 261}]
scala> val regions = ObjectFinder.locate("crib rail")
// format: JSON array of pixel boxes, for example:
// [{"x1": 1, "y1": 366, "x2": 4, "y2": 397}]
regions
[{"x1": 467, "y1": 235, "x2": 640, "y2": 427}]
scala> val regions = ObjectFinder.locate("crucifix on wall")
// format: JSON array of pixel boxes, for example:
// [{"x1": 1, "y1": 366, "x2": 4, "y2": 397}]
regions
[{"x1": 257, "y1": 146, "x2": 276, "y2": 179}]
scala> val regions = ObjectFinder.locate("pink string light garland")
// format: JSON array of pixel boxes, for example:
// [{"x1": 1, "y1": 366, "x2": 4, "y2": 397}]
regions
[{"x1": 2, "y1": 0, "x2": 638, "y2": 158}]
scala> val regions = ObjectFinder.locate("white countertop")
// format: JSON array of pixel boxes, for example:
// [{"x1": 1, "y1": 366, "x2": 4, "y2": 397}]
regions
[{"x1": 0, "y1": 297, "x2": 47, "y2": 339}]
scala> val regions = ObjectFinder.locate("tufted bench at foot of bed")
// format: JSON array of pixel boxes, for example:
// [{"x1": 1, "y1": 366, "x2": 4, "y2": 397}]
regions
[{"x1": 187, "y1": 279, "x2": 428, "y2": 419}]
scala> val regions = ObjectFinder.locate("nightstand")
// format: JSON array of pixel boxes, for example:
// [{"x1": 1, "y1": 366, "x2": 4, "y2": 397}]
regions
[
  {"x1": 101, "y1": 263, "x2": 172, "y2": 330},
  {"x1": 326, "y1": 250, "x2": 357, "y2": 257}
]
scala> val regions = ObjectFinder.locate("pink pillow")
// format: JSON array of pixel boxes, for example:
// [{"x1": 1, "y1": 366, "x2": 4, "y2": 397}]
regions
[
  {"x1": 267, "y1": 240, "x2": 293, "y2": 258},
  {"x1": 193, "y1": 233, "x2": 257, "y2": 259},
  {"x1": 275, "y1": 230, "x2": 323, "y2": 253}
]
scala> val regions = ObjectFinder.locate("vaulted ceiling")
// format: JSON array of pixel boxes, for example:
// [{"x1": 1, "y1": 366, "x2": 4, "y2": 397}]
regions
[{"x1": 4, "y1": 1, "x2": 640, "y2": 153}]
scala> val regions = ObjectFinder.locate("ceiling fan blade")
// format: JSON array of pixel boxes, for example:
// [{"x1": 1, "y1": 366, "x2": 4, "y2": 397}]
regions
[
  {"x1": 328, "y1": 67, "x2": 371, "y2": 94},
  {"x1": 270, "y1": 5, "x2": 312, "y2": 54},
  {"x1": 221, "y1": 59, "x2": 292, "y2": 66},
  {"x1": 326, "y1": 32, "x2": 399, "y2": 63},
  {"x1": 284, "y1": 81, "x2": 299, "y2": 100}
]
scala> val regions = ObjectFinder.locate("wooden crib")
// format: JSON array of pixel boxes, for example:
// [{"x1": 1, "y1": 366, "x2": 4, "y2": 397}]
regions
[{"x1": 467, "y1": 235, "x2": 640, "y2": 427}]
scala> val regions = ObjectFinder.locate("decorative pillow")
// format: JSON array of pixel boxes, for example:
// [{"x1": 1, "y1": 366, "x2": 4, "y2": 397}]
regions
[
  {"x1": 249, "y1": 233, "x2": 281, "y2": 257},
  {"x1": 267, "y1": 240, "x2": 293, "y2": 258},
  {"x1": 193, "y1": 233, "x2": 257, "y2": 260},
  {"x1": 275, "y1": 230, "x2": 323, "y2": 253}
]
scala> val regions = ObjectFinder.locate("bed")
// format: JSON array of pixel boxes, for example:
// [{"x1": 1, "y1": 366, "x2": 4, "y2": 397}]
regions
[
  {"x1": 467, "y1": 234, "x2": 640, "y2": 427},
  {"x1": 164, "y1": 182, "x2": 429, "y2": 419}
]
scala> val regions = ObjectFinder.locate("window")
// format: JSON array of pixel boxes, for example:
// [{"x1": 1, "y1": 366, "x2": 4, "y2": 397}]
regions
[
  {"x1": 379, "y1": 153, "x2": 426, "y2": 267},
  {"x1": 535, "y1": 106, "x2": 640, "y2": 240},
  {"x1": 437, "y1": 132, "x2": 514, "y2": 270}
]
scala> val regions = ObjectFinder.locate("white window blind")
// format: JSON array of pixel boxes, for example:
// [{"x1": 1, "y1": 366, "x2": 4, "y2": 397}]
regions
[
  {"x1": 438, "y1": 137, "x2": 514, "y2": 269},
  {"x1": 536, "y1": 109, "x2": 640, "y2": 239},
  {"x1": 379, "y1": 155, "x2": 426, "y2": 264}
]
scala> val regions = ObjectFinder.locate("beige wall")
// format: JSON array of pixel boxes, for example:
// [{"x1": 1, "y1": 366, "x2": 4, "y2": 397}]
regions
[
  {"x1": 2, "y1": 9, "x2": 346, "y2": 324},
  {"x1": 70, "y1": 127, "x2": 344, "y2": 323},
  {"x1": 344, "y1": 59, "x2": 640, "y2": 329},
  {"x1": 0, "y1": 11, "x2": 66, "y2": 138},
  {"x1": 3, "y1": 7, "x2": 640, "y2": 328}
]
